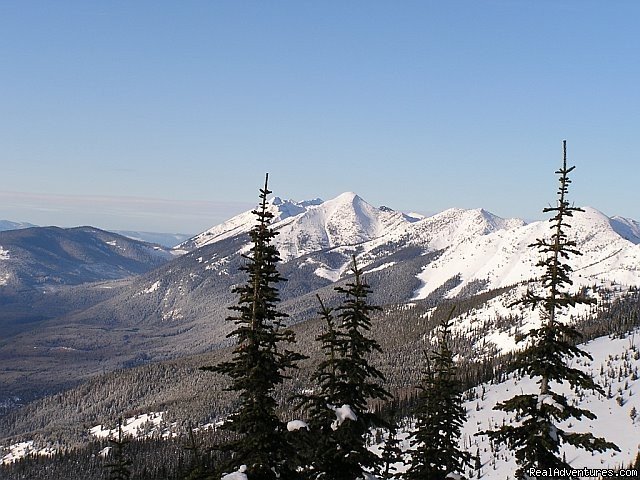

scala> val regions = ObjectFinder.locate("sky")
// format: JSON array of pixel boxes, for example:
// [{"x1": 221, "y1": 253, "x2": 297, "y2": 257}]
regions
[{"x1": 1, "y1": 1, "x2": 639, "y2": 234}]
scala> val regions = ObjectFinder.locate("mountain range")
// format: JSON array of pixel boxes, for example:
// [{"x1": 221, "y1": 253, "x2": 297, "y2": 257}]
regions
[
  {"x1": 2, "y1": 192, "x2": 640, "y2": 402},
  {"x1": 0, "y1": 192, "x2": 640, "y2": 406},
  {"x1": 2, "y1": 191, "x2": 640, "y2": 475},
  {"x1": 0, "y1": 219, "x2": 192, "y2": 248}
]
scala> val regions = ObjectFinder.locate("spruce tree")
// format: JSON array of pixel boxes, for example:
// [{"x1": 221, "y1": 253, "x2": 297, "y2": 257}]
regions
[
  {"x1": 483, "y1": 141, "x2": 618, "y2": 478},
  {"x1": 297, "y1": 258, "x2": 391, "y2": 479},
  {"x1": 405, "y1": 309, "x2": 470, "y2": 480},
  {"x1": 331, "y1": 257, "x2": 392, "y2": 478},
  {"x1": 380, "y1": 407, "x2": 403, "y2": 480},
  {"x1": 183, "y1": 423, "x2": 211, "y2": 480},
  {"x1": 294, "y1": 295, "x2": 343, "y2": 478},
  {"x1": 201, "y1": 174, "x2": 305, "y2": 480},
  {"x1": 105, "y1": 418, "x2": 132, "y2": 480}
]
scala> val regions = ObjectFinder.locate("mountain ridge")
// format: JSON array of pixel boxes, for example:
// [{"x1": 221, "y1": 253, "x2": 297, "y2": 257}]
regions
[{"x1": 3, "y1": 192, "x2": 640, "y2": 417}]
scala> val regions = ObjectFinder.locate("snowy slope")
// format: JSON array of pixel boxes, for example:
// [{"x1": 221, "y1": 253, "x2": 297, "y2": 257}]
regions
[
  {"x1": 176, "y1": 193, "x2": 640, "y2": 301},
  {"x1": 459, "y1": 329, "x2": 640, "y2": 478},
  {"x1": 176, "y1": 197, "x2": 322, "y2": 252},
  {"x1": 466, "y1": 329, "x2": 640, "y2": 478},
  {"x1": 372, "y1": 328, "x2": 640, "y2": 478},
  {"x1": 302, "y1": 207, "x2": 526, "y2": 282},
  {"x1": 413, "y1": 207, "x2": 640, "y2": 301},
  {"x1": 176, "y1": 193, "x2": 419, "y2": 261}
]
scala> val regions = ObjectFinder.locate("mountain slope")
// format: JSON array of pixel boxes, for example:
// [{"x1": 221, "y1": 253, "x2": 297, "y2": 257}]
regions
[
  {"x1": 113, "y1": 230, "x2": 193, "y2": 248},
  {"x1": 0, "y1": 226, "x2": 173, "y2": 290},
  {"x1": 413, "y1": 206, "x2": 640, "y2": 301},
  {"x1": 0, "y1": 227, "x2": 175, "y2": 340},
  {"x1": 0, "y1": 221, "x2": 37, "y2": 232}
]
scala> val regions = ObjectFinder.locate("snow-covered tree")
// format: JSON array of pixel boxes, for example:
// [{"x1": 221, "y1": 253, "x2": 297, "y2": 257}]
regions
[
  {"x1": 380, "y1": 407, "x2": 403, "y2": 480},
  {"x1": 201, "y1": 174, "x2": 305, "y2": 480},
  {"x1": 483, "y1": 141, "x2": 619, "y2": 478},
  {"x1": 405, "y1": 310, "x2": 470, "y2": 480},
  {"x1": 297, "y1": 258, "x2": 391, "y2": 479}
]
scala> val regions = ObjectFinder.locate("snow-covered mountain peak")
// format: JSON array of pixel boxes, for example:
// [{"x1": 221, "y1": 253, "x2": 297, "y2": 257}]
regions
[
  {"x1": 610, "y1": 214, "x2": 640, "y2": 245},
  {"x1": 413, "y1": 205, "x2": 640, "y2": 302},
  {"x1": 474, "y1": 207, "x2": 527, "y2": 230},
  {"x1": 332, "y1": 191, "x2": 360, "y2": 202},
  {"x1": 178, "y1": 192, "x2": 416, "y2": 257},
  {"x1": 177, "y1": 196, "x2": 317, "y2": 251},
  {"x1": 572, "y1": 206, "x2": 615, "y2": 227},
  {"x1": 273, "y1": 192, "x2": 414, "y2": 261},
  {"x1": 403, "y1": 207, "x2": 526, "y2": 253}
]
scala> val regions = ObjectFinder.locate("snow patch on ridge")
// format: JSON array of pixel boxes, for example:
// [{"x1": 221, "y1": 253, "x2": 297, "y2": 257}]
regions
[
  {"x1": 366, "y1": 262, "x2": 396, "y2": 273},
  {"x1": 0, "y1": 246, "x2": 10, "y2": 286},
  {"x1": 142, "y1": 281, "x2": 161, "y2": 294},
  {"x1": 89, "y1": 412, "x2": 171, "y2": 440},
  {"x1": 1, "y1": 441, "x2": 55, "y2": 465}
]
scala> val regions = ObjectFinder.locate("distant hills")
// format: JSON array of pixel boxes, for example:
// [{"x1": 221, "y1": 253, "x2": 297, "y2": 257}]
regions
[
  {"x1": 0, "y1": 221, "x2": 37, "y2": 232},
  {"x1": 0, "y1": 226, "x2": 173, "y2": 291},
  {"x1": 112, "y1": 230, "x2": 192, "y2": 248},
  {"x1": 1, "y1": 219, "x2": 192, "y2": 248},
  {"x1": 0, "y1": 226, "x2": 175, "y2": 341}
]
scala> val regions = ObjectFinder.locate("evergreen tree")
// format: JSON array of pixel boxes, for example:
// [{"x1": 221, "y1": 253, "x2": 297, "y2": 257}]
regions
[
  {"x1": 294, "y1": 295, "x2": 344, "y2": 478},
  {"x1": 405, "y1": 309, "x2": 470, "y2": 480},
  {"x1": 380, "y1": 407, "x2": 403, "y2": 480},
  {"x1": 183, "y1": 423, "x2": 211, "y2": 480},
  {"x1": 297, "y1": 258, "x2": 391, "y2": 479},
  {"x1": 483, "y1": 141, "x2": 618, "y2": 479},
  {"x1": 473, "y1": 448, "x2": 482, "y2": 478},
  {"x1": 201, "y1": 174, "x2": 305, "y2": 480},
  {"x1": 105, "y1": 418, "x2": 132, "y2": 480}
]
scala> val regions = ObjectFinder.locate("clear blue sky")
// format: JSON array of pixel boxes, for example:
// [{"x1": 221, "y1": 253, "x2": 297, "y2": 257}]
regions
[{"x1": 1, "y1": 1, "x2": 638, "y2": 233}]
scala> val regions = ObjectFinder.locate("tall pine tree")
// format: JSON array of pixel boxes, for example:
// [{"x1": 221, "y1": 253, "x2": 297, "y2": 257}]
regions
[
  {"x1": 483, "y1": 141, "x2": 618, "y2": 478},
  {"x1": 105, "y1": 418, "x2": 132, "y2": 480},
  {"x1": 297, "y1": 258, "x2": 391, "y2": 479},
  {"x1": 201, "y1": 174, "x2": 305, "y2": 480},
  {"x1": 294, "y1": 295, "x2": 344, "y2": 478},
  {"x1": 379, "y1": 406, "x2": 403, "y2": 480},
  {"x1": 405, "y1": 308, "x2": 470, "y2": 480},
  {"x1": 183, "y1": 423, "x2": 211, "y2": 480}
]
